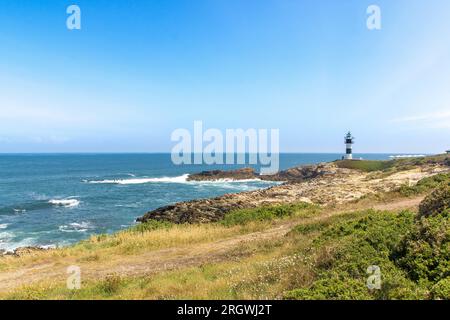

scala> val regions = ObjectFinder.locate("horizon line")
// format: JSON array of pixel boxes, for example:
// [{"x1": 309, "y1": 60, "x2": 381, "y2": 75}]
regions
[{"x1": 0, "y1": 152, "x2": 435, "y2": 155}]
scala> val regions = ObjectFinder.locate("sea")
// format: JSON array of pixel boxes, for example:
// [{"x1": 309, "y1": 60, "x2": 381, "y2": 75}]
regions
[{"x1": 0, "y1": 153, "x2": 400, "y2": 251}]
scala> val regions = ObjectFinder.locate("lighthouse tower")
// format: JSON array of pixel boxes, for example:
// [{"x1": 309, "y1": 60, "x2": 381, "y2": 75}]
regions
[{"x1": 344, "y1": 132, "x2": 354, "y2": 160}]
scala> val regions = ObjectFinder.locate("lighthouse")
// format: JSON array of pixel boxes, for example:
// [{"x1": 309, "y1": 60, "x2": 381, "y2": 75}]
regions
[{"x1": 344, "y1": 132, "x2": 354, "y2": 160}]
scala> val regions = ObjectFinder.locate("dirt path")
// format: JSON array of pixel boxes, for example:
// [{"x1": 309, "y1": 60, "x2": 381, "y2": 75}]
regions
[{"x1": 0, "y1": 196, "x2": 423, "y2": 294}]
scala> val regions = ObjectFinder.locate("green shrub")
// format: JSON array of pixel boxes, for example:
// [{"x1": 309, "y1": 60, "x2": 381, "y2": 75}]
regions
[
  {"x1": 393, "y1": 214, "x2": 449, "y2": 282},
  {"x1": 285, "y1": 210, "x2": 431, "y2": 300},
  {"x1": 418, "y1": 186, "x2": 450, "y2": 218},
  {"x1": 392, "y1": 188, "x2": 449, "y2": 285},
  {"x1": 221, "y1": 203, "x2": 318, "y2": 226},
  {"x1": 285, "y1": 276, "x2": 372, "y2": 300},
  {"x1": 431, "y1": 277, "x2": 450, "y2": 299},
  {"x1": 292, "y1": 221, "x2": 330, "y2": 235},
  {"x1": 397, "y1": 173, "x2": 450, "y2": 197}
]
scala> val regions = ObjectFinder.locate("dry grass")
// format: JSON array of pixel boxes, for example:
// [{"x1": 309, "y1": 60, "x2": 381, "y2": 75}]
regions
[{"x1": 0, "y1": 221, "x2": 272, "y2": 272}]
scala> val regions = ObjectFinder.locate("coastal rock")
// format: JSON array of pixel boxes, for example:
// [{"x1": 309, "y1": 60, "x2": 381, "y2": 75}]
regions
[
  {"x1": 262, "y1": 163, "x2": 338, "y2": 182},
  {"x1": 9, "y1": 246, "x2": 46, "y2": 257},
  {"x1": 187, "y1": 168, "x2": 257, "y2": 181},
  {"x1": 187, "y1": 163, "x2": 338, "y2": 183},
  {"x1": 137, "y1": 162, "x2": 450, "y2": 224}
]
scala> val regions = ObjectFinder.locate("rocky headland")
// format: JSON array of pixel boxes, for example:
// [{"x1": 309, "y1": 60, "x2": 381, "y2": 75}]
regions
[{"x1": 138, "y1": 156, "x2": 450, "y2": 224}]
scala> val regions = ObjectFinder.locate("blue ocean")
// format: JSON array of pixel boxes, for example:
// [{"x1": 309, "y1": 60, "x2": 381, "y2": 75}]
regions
[{"x1": 0, "y1": 153, "x2": 396, "y2": 251}]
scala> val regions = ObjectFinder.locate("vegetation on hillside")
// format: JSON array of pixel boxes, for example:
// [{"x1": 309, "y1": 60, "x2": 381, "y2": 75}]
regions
[
  {"x1": 286, "y1": 186, "x2": 450, "y2": 300},
  {"x1": 220, "y1": 203, "x2": 319, "y2": 227},
  {"x1": 397, "y1": 172, "x2": 450, "y2": 197},
  {"x1": 336, "y1": 154, "x2": 449, "y2": 173},
  {"x1": 336, "y1": 160, "x2": 394, "y2": 172}
]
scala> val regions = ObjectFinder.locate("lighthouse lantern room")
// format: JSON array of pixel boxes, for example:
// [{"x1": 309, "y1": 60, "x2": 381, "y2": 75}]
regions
[{"x1": 344, "y1": 132, "x2": 354, "y2": 160}]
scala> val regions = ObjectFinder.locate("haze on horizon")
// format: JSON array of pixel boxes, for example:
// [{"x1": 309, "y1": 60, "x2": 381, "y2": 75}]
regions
[{"x1": 0, "y1": 0, "x2": 449, "y2": 154}]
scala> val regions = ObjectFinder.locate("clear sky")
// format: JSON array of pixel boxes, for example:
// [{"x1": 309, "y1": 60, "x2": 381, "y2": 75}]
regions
[{"x1": 0, "y1": 0, "x2": 449, "y2": 153}]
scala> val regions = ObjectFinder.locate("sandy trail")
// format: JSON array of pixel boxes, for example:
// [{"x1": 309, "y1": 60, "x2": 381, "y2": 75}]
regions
[{"x1": 0, "y1": 196, "x2": 423, "y2": 294}]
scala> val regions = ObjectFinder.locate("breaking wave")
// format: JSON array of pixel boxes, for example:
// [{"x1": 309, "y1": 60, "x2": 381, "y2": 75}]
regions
[
  {"x1": 87, "y1": 174, "x2": 190, "y2": 184},
  {"x1": 1, "y1": 197, "x2": 80, "y2": 215},
  {"x1": 59, "y1": 221, "x2": 93, "y2": 233},
  {"x1": 86, "y1": 174, "x2": 275, "y2": 185},
  {"x1": 48, "y1": 198, "x2": 80, "y2": 207}
]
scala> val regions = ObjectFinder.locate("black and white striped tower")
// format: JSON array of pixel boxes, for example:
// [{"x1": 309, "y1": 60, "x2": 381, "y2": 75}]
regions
[{"x1": 344, "y1": 132, "x2": 354, "y2": 160}]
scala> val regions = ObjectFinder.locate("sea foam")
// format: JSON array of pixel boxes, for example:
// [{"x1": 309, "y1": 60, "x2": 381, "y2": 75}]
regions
[
  {"x1": 58, "y1": 221, "x2": 92, "y2": 233},
  {"x1": 49, "y1": 199, "x2": 80, "y2": 207}
]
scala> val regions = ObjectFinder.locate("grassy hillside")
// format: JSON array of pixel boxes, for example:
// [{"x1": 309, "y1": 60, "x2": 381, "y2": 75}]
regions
[
  {"x1": 336, "y1": 154, "x2": 449, "y2": 173},
  {"x1": 336, "y1": 160, "x2": 393, "y2": 172}
]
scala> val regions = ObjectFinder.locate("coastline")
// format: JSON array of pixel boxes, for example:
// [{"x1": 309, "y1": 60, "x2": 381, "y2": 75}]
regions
[
  {"x1": 0, "y1": 154, "x2": 449, "y2": 299},
  {"x1": 2, "y1": 155, "x2": 449, "y2": 256},
  {"x1": 137, "y1": 156, "x2": 449, "y2": 224}
]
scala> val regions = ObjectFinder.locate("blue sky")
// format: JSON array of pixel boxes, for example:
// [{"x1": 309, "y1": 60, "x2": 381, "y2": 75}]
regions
[{"x1": 0, "y1": 0, "x2": 449, "y2": 153}]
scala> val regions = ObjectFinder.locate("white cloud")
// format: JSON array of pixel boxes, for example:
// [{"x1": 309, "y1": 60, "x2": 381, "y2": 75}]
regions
[{"x1": 392, "y1": 110, "x2": 450, "y2": 129}]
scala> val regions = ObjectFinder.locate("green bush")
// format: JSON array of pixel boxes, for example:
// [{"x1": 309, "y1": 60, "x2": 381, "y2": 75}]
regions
[
  {"x1": 285, "y1": 210, "x2": 421, "y2": 300},
  {"x1": 418, "y1": 186, "x2": 450, "y2": 218},
  {"x1": 397, "y1": 173, "x2": 450, "y2": 197},
  {"x1": 391, "y1": 187, "x2": 449, "y2": 286},
  {"x1": 431, "y1": 277, "x2": 450, "y2": 299},
  {"x1": 284, "y1": 209, "x2": 448, "y2": 300},
  {"x1": 392, "y1": 214, "x2": 449, "y2": 282},
  {"x1": 285, "y1": 276, "x2": 372, "y2": 300},
  {"x1": 221, "y1": 203, "x2": 317, "y2": 226}
]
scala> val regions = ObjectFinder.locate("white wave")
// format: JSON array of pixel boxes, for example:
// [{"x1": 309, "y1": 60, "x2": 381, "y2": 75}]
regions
[
  {"x1": 88, "y1": 174, "x2": 190, "y2": 184},
  {"x1": 87, "y1": 174, "x2": 280, "y2": 185},
  {"x1": 0, "y1": 224, "x2": 9, "y2": 229},
  {"x1": 13, "y1": 209, "x2": 26, "y2": 213},
  {"x1": 59, "y1": 221, "x2": 92, "y2": 233},
  {"x1": 390, "y1": 155, "x2": 426, "y2": 158},
  {"x1": 49, "y1": 199, "x2": 80, "y2": 207}
]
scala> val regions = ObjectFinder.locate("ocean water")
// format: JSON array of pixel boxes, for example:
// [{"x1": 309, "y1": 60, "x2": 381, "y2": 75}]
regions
[{"x1": 0, "y1": 153, "x2": 396, "y2": 251}]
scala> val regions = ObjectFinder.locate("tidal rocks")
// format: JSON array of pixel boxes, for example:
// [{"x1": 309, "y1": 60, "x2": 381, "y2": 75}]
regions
[
  {"x1": 261, "y1": 164, "x2": 338, "y2": 182},
  {"x1": 186, "y1": 163, "x2": 339, "y2": 183},
  {"x1": 187, "y1": 168, "x2": 257, "y2": 181},
  {"x1": 0, "y1": 246, "x2": 47, "y2": 258}
]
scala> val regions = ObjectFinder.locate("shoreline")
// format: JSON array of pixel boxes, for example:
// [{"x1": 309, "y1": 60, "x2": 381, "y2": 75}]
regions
[
  {"x1": 2, "y1": 154, "x2": 449, "y2": 256},
  {"x1": 0, "y1": 154, "x2": 448, "y2": 298}
]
